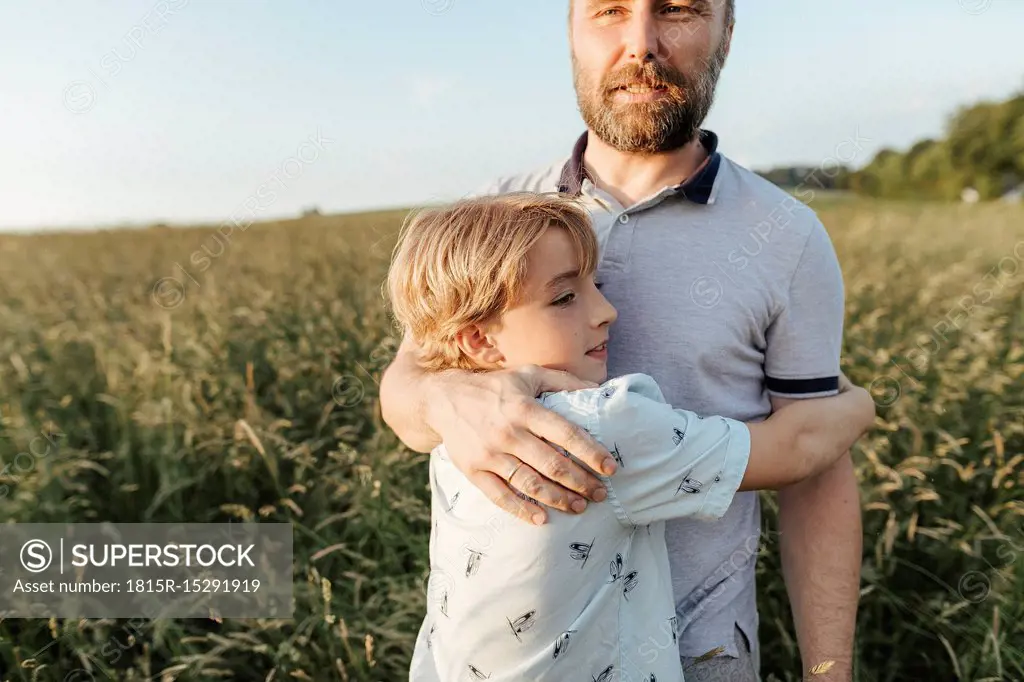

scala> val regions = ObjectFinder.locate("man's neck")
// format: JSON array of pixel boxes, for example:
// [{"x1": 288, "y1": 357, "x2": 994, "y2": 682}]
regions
[{"x1": 582, "y1": 133, "x2": 709, "y2": 208}]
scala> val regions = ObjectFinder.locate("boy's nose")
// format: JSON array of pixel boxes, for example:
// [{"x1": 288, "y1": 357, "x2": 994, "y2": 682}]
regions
[{"x1": 598, "y1": 296, "x2": 618, "y2": 327}]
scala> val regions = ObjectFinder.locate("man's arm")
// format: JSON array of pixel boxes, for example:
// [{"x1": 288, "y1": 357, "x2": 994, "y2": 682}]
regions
[
  {"x1": 379, "y1": 332, "x2": 447, "y2": 454},
  {"x1": 378, "y1": 330, "x2": 617, "y2": 525},
  {"x1": 762, "y1": 216, "x2": 862, "y2": 680},
  {"x1": 775, "y1": 394, "x2": 863, "y2": 680}
]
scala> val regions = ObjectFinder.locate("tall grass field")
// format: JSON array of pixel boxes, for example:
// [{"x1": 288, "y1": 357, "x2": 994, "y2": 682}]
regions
[{"x1": 0, "y1": 198, "x2": 1022, "y2": 681}]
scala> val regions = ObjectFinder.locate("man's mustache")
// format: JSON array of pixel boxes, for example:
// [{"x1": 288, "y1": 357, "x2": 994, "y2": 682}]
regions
[{"x1": 603, "y1": 61, "x2": 687, "y2": 92}]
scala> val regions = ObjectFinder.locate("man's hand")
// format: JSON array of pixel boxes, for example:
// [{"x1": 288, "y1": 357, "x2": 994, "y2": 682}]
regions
[{"x1": 425, "y1": 364, "x2": 618, "y2": 525}]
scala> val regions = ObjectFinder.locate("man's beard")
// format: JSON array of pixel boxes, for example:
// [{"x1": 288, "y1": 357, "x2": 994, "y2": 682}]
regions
[{"x1": 572, "y1": 38, "x2": 729, "y2": 154}]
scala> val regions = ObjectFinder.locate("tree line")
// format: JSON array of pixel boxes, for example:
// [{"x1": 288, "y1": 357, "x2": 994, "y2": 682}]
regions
[{"x1": 756, "y1": 86, "x2": 1024, "y2": 201}]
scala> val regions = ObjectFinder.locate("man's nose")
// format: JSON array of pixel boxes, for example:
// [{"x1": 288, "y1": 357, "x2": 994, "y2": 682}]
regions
[{"x1": 623, "y1": 11, "x2": 662, "y2": 62}]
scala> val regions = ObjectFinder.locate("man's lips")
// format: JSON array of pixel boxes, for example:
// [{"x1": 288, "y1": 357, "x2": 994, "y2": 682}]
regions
[
  {"x1": 612, "y1": 82, "x2": 669, "y2": 93},
  {"x1": 609, "y1": 82, "x2": 672, "y2": 103}
]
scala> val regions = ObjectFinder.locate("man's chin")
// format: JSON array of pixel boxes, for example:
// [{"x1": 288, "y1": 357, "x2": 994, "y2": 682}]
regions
[
  {"x1": 604, "y1": 101, "x2": 670, "y2": 119},
  {"x1": 590, "y1": 114, "x2": 694, "y2": 153},
  {"x1": 602, "y1": 132, "x2": 690, "y2": 155}
]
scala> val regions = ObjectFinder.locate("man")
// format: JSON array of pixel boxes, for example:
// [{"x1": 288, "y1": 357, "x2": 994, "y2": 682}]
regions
[{"x1": 381, "y1": 1, "x2": 862, "y2": 679}]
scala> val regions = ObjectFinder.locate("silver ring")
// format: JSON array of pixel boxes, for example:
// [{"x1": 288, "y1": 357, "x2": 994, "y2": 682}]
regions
[{"x1": 506, "y1": 460, "x2": 524, "y2": 482}]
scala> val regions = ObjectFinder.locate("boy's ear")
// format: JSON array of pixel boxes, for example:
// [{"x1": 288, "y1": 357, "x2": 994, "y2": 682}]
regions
[{"x1": 454, "y1": 323, "x2": 504, "y2": 368}]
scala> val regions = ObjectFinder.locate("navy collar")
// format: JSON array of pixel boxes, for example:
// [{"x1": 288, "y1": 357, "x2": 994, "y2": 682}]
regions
[{"x1": 557, "y1": 129, "x2": 721, "y2": 204}]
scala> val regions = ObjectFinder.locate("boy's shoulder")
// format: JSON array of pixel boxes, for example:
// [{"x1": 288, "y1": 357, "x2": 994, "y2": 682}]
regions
[
  {"x1": 431, "y1": 374, "x2": 671, "y2": 461},
  {"x1": 537, "y1": 373, "x2": 669, "y2": 412}
]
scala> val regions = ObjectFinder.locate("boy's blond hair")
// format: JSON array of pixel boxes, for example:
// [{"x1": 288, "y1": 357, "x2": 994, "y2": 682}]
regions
[{"x1": 386, "y1": 192, "x2": 599, "y2": 372}]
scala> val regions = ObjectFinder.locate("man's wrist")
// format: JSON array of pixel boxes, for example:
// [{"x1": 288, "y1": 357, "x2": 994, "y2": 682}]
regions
[{"x1": 803, "y1": 656, "x2": 853, "y2": 681}]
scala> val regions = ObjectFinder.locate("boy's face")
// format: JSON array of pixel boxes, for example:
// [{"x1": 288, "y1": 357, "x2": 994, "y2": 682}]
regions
[{"x1": 464, "y1": 226, "x2": 618, "y2": 384}]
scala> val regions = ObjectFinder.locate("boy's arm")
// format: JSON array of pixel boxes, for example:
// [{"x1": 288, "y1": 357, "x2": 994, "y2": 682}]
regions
[
  {"x1": 589, "y1": 374, "x2": 874, "y2": 528},
  {"x1": 379, "y1": 330, "x2": 616, "y2": 525},
  {"x1": 588, "y1": 373, "x2": 751, "y2": 528},
  {"x1": 741, "y1": 375, "x2": 874, "y2": 490}
]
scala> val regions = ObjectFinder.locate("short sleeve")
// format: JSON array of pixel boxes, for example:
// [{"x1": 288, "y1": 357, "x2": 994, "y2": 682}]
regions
[
  {"x1": 764, "y1": 220, "x2": 845, "y2": 399},
  {"x1": 590, "y1": 374, "x2": 751, "y2": 528}
]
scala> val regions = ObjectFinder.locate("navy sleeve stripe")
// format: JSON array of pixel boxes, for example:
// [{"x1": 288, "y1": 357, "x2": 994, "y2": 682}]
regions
[{"x1": 765, "y1": 376, "x2": 839, "y2": 394}]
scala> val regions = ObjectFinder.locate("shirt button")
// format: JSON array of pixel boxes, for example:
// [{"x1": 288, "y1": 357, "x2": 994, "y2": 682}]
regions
[{"x1": 619, "y1": 214, "x2": 629, "y2": 224}]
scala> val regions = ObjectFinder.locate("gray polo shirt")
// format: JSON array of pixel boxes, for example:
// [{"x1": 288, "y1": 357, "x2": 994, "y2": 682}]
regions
[{"x1": 471, "y1": 129, "x2": 845, "y2": 666}]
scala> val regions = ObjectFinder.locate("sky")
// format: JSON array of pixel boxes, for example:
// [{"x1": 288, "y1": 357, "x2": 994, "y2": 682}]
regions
[{"x1": 1, "y1": 0, "x2": 1022, "y2": 232}]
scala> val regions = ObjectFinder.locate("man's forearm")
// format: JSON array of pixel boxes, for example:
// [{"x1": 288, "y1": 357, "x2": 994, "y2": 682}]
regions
[
  {"x1": 778, "y1": 453, "x2": 862, "y2": 679},
  {"x1": 379, "y1": 346, "x2": 443, "y2": 454}
]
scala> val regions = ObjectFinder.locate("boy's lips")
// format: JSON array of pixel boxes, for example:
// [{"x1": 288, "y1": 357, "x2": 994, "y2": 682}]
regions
[{"x1": 586, "y1": 341, "x2": 608, "y2": 359}]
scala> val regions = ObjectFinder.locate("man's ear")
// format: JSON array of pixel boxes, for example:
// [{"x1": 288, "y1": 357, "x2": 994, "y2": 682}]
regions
[{"x1": 454, "y1": 323, "x2": 504, "y2": 368}]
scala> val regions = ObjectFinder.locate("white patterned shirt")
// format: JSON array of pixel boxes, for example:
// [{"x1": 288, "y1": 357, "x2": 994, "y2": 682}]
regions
[{"x1": 409, "y1": 372, "x2": 752, "y2": 682}]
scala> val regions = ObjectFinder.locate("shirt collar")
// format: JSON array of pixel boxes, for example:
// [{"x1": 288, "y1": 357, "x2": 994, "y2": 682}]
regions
[{"x1": 557, "y1": 129, "x2": 722, "y2": 205}]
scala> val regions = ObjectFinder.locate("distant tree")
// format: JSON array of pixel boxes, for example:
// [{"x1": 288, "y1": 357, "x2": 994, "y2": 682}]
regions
[
  {"x1": 847, "y1": 87, "x2": 1024, "y2": 201},
  {"x1": 755, "y1": 164, "x2": 850, "y2": 191},
  {"x1": 908, "y1": 140, "x2": 958, "y2": 200}
]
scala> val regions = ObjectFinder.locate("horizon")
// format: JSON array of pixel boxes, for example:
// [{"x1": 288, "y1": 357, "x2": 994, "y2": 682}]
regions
[{"x1": 2, "y1": 0, "x2": 1022, "y2": 233}]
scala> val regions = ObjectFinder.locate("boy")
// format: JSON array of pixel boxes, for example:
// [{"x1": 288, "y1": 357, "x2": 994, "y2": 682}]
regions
[{"x1": 386, "y1": 192, "x2": 875, "y2": 682}]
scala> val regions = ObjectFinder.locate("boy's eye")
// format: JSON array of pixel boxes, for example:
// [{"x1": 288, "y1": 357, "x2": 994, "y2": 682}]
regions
[
  {"x1": 553, "y1": 292, "x2": 576, "y2": 307},
  {"x1": 595, "y1": 281, "x2": 604, "y2": 291}
]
